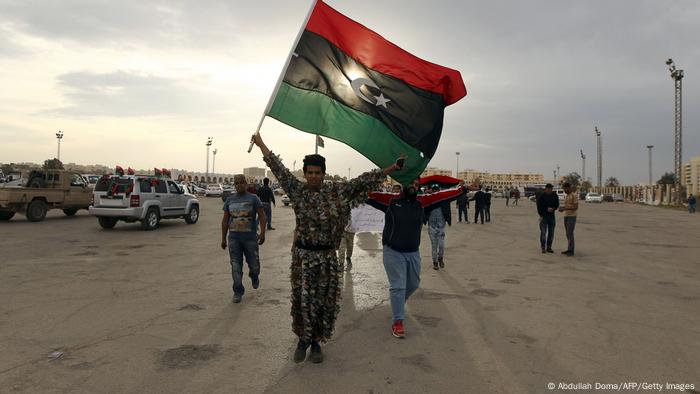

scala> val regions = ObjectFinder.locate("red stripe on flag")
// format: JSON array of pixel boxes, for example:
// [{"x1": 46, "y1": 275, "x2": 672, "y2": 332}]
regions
[{"x1": 306, "y1": 1, "x2": 467, "y2": 106}]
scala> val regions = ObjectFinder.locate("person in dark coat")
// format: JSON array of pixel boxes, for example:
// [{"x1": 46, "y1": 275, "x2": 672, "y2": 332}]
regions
[
  {"x1": 536, "y1": 183, "x2": 560, "y2": 253},
  {"x1": 484, "y1": 187, "x2": 492, "y2": 222},
  {"x1": 456, "y1": 185, "x2": 469, "y2": 223},
  {"x1": 470, "y1": 186, "x2": 487, "y2": 224}
]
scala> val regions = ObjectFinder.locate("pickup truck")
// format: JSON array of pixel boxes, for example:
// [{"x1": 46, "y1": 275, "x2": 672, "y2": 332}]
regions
[{"x1": 0, "y1": 169, "x2": 93, "y2": 222}]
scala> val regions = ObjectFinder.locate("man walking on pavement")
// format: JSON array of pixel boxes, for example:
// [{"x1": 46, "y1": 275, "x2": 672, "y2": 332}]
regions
[
  {"x1": 688, "y1": 194, "x2": 697, "y2": 214},
  {"x1": 337, "y1": 221, "x2": 355, "y2": 271},
  {"x1": 471, "y1": 186, "x2": 487, "y2": 224},
  {"x1": 367, "y1": 180, "x2": 464, "y2": 339},
  {"x1": 559, "y1": 182, "x2": 578, "y2": 256},
  {"x1": 257, "y1": 177, "x2": 276, "y2": 230},
  {"x1": 221, "y1": 174, "x2": 266, "y2": 304},
  {"x1": 536, "y1": 183, "x2": 559, "y2": 253},
  {"x1": 505, "y1": 187, "x2": 510, "y2": 206},
  {"x1": 425, "y1": 184, "x2": 451, "y2": 270}
]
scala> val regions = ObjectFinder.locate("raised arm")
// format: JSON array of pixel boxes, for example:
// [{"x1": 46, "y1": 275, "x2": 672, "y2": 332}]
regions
[
  {"x1": 340, "y1": 161, "x2": 402, "y2": 207},
  {"x1": 251, "y1": 133, "x2": 301, "y2": 196}
]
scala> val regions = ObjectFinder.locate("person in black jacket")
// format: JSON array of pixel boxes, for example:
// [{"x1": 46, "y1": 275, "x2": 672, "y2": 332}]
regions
[
  {"x1": 470, "y1": 186, "x2": 487, "y2": 224},
  {"x1": 256, "y1": 177, "x2": 276, "y2": 230},
  {"x1": 536, "y1": 184, "x2": 559, "y2": 253},
  {"x1": 367, "y1": 180, "x2": 463, "y2": 339},
  {"x1": 456, "y1": 185, "x2": 469, "y2": 223}
]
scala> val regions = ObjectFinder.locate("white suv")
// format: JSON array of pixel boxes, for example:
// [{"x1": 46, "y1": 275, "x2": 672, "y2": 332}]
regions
[{"x1": 89, "y1": 175, "x2": 199, "y2": 230}]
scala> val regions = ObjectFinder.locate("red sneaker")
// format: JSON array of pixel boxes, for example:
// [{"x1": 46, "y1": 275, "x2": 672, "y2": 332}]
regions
[{"x1": 391, "y1": 320, "x2": 405, "y2": 339}]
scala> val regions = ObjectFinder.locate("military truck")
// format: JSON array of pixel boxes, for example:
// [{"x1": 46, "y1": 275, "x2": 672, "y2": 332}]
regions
[{"x1": 0, "y1": 169, "x2": 92, "y2": 222}]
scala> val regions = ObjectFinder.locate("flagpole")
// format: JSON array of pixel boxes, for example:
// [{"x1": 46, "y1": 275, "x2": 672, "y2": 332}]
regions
[
  {"x1": 248, "y1": 0, "x2": 319, "y2": 153},
  {"x1": 315, "y1": 136, "x2": 318, "y2": 154}
]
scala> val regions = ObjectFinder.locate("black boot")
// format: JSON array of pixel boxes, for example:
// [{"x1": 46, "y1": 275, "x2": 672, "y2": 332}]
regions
[
  {"x1": 293, "y1": 340, "x2": 309, "y2": 363},
  {"x1": 438, "y1": 256, "x2": 445, "y2": 268},
  {"x1": 309, "y1": 341, "x2": 324, "y2": 363}
]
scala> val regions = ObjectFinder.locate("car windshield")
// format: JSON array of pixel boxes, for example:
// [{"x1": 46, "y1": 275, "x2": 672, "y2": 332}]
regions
[{"x1": 588, "y1": 193, "x2": 600, "y2": 197}]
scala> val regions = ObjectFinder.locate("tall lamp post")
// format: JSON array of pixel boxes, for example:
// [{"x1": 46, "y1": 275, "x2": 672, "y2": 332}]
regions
[
  {"x1": 665, "y1": 58, "x2": 684, "y2": 204},
  {"x1": 595, "y1": 127, "x2": 602, "y2": 190},
  {"x1": 646, "y1": 145, "x2": 654, "y2": 186},
  {"x1": 455, "y1": 152, "x2": 460, "y2": 179},
  {"x1": 212, "y1": 148, "x2": 218, "y2": 175},
  {"x1": 206, "y1": 137, "x2": 213, "y2": 183},
  {"x1": 580, "y1": 149, "x2": 586, "y2": 183},
  {"x1": 55, "y1": 130, "x2": 64, "y2": 161}
]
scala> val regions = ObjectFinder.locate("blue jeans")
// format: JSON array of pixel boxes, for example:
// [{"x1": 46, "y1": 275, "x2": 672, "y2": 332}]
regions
[
  {"x1": 228, "y1": 235, "x2": 260, "y2": 296},
  {"x1": 428, "y1": 225, "x2": 445, "y2": 262},
  {"x1": 262, "y1": 202, "x2": 273, "y2": 229},
  {"x1": 382, "y1": 245, "x2": 421, "y2": 322},
  {"x1": 539, "y1": 215, "x2": 555, "y2": 249}
]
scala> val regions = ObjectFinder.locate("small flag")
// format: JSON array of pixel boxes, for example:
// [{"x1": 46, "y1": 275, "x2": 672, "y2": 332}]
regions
[
  {"x1": 266, "y1": 0, "x2": 466, "y2": 184},
  {"x1": 316, "y1": 135, "x2": 325, "y2": 148}
]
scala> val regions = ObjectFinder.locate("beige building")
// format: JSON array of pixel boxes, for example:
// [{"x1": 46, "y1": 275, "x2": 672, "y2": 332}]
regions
[
  {"x1": 243, "y1": 167, "x2": 267, "y2": 181},
  {"x1": 421, "y1": 167, "x2": 452, "y2": 177},
  {"x1": 458, "y1": 169, "x2": 544, "y2": 190},
  {"x1": 681, "y1": 156, "x2": 700, "y2": 195}
]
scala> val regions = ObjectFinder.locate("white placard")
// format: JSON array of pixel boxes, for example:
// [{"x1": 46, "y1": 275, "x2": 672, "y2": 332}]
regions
[{"x1": 349, "y1": 204, "x2": 385, "y2": 233}]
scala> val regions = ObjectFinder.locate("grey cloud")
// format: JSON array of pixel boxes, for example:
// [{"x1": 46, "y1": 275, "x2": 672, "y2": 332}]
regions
[{"x1": 52, "y1": 70, "x2": 226, "y2": 117}]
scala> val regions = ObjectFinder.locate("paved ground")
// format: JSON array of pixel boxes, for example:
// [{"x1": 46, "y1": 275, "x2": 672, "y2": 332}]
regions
[{"x1": 1, "y1": 197, "x2": 698, "y2": 393}]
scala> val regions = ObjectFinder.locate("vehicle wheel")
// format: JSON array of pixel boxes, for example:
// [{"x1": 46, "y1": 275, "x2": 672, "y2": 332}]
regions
[
  {"x1": 27, "y1": 177, "x2": 46, "y2": 188},
  {"x1": 63, "y1": 208, "x2": 78, "y2": 216},
  {"x1": 184, "y1": 205, "x2": 199, "y2": 224},
  {"x1": 98, "y1": 216, "x2": 117, "y2": 229},
  {"x1": 141, "y1": 208, "x2": 160, "y2": 230},
  {"x1": 0, "y1": 211, "x2": 15, "y2": 221},
  {"x1": 26, "y1": 200, "x2": 47, "y2": 222}
]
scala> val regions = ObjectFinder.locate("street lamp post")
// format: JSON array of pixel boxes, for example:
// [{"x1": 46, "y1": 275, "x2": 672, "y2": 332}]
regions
[
  {"x1": 595, "y1": 127, "x2": 602, "y2": 190},
  {"x1": 455, "y1": 152, "x2": 460, "y2": 179},
  {"x1": 55, "y1": 130, "x2": 64, "y2": 161},
  {"x1": 212, "y1": 148, "x2": 218, "y2": 175},
  {"x1": 580, "y1": 149, "x2": 586, "y2": 183},
  {"x1": 646, "y1": 145, "x2": 654, "y2": 186},
  {"x1": 665, "y1": 58, "x2": 684, "y2": 204},
  {"x1": 205, "y1": 137, "x2": 213, "y2": 183}
]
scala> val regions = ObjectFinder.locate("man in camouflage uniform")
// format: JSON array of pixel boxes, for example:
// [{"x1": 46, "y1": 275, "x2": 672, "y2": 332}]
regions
[{"x1": 251, "y1": 133, "x2": 401, "y2": 363}]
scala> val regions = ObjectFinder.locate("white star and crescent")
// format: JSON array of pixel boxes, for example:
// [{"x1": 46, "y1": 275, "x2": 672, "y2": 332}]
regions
[{"x1": 350, "y1": 77, "x2": 391, "y2": 109}]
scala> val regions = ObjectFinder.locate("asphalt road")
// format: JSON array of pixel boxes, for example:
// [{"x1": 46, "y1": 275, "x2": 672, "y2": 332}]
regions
[{"x1": 1, "y1": 197, "x2": 698, "y2": 393}]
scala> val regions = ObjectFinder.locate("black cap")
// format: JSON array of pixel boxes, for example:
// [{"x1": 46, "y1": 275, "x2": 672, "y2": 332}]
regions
[{"x1": 545, "y1": 183, "x2": 553, "y2": 188}]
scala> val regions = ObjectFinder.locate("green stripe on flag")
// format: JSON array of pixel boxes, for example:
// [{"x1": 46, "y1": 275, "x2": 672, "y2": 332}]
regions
[{"x1": 268, "y1": 83, "x2": 429, "y2": 184}]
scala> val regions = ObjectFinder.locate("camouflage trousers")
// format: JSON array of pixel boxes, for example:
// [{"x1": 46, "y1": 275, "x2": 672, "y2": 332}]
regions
[{"x1": 290, "y1": 247, "x2": 343, "y2": 343}]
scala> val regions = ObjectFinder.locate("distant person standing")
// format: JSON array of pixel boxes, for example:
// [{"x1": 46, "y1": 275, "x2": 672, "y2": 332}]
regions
[
  {"x1": 558, "y1": 182, "x2": 578, "y2": 256},
  {"x1": 456, "y1": 185, "x2": 469, "y2": 223},
  {"x1": 471, "y1": 186, "x2": 487, "y2": 224},
  {"x1": 257, "y1": 177, "x2": 276, "y2": 230},
  {"x1": 505, "y1": 188, "x2": 511, "y2": 206},
  {"x1": 484, "y1": 187, "x2": 492, "y2": 222},
  {"x1": 536, "y1": 184, "x2": 559, "y2": 253},
  {"x1": 513, "y1": 189, "x2": 520, "y2": 206},
  {"x1": 688, "y1": 194, "x2": 697, "y2": 214}
]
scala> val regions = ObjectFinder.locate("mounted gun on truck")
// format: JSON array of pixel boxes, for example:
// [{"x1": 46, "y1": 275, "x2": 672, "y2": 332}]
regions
[{"x1": 0, "y1": 169, "x2": 92, "y2": 222}]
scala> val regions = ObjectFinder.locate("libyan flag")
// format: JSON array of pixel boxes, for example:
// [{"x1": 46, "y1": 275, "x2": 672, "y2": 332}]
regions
[{"x1": 266, "y1": 0, "x2": 466, "y2": 184}]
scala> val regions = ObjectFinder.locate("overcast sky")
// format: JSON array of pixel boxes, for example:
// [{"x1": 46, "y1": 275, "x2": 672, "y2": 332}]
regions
[{"x1": 1, "y1": 0, "x2": 698, "y2": 184}]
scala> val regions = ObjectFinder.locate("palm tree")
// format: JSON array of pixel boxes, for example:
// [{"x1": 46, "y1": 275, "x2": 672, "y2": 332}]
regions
[{"x1": 605, "y1": 177, "x2": 620, "y2": 188}]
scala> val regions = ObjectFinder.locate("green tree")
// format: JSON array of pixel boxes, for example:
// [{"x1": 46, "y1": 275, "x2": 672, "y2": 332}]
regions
[
  {"x1": 605, "y1": 176, "x2": 620, "y2": 188},
  {"x1": 657, "y1": 172, "x2": 676, "y2": 185},
  {"x1": 43, "y1": 158, "x2": 64, "y2": 170},
  {"x1": 580, "y1": 180, "x2": 592, "y2": 192},
  {"x1": 562, "y1": 172, "x2": 581, "y2": 189}
]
